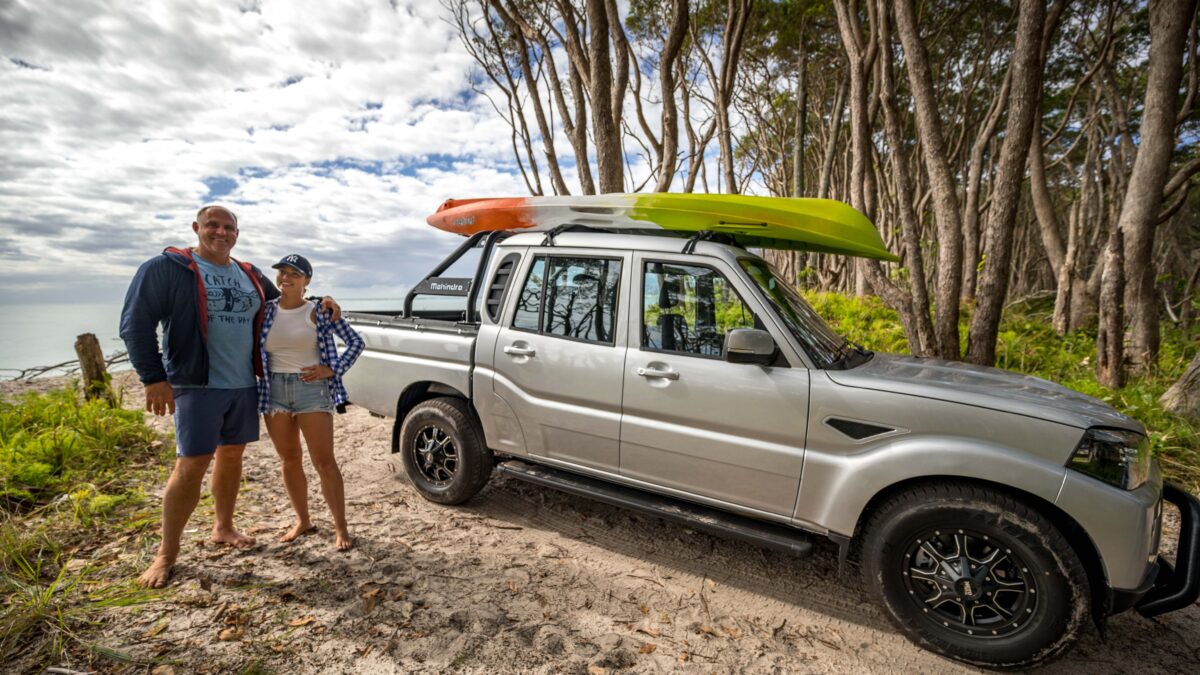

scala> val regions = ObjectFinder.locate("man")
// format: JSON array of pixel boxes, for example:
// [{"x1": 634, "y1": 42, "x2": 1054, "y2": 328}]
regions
[{"x1": 120, "y1": 205, "x2": 337, "y2": 588}]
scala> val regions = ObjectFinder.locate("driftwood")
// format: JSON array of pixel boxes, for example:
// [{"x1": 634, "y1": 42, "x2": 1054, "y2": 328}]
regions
[{"x1": 0, "y1": 350, "x2": 129, "y2": 382}]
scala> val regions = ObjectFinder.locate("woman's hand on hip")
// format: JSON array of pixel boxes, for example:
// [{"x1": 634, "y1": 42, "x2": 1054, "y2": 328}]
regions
[{"x1": 300, "y1": 364, "x2": 334, "y2": 382}]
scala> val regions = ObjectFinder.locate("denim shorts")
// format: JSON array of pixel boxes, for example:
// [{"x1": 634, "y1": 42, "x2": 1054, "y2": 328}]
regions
[
  {"x1": 172, "y1": 386, "x2": 259, "y2": 457},
  {"x1": 267, "y1": 372, "x2": 335, "y2": 415}
]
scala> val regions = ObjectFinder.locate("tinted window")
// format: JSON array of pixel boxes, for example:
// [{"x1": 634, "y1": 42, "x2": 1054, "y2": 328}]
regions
[
  {"x1": 642, "y1": 261, "x2": 757, "y2": 357},
  {"x1": 512, "y1": 256, "x2": 622, "y2": 344}
]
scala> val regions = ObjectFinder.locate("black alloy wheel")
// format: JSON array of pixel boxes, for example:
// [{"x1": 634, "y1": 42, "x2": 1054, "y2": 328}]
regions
[
  {"x1": 861, "y1": 482, "x2": 1090, "y2": 669},
  {"x1": 412, "y1": 424, "x2": 459, "y2": 485},
  {"x1": 901, "y1": 528, "x2": 1037, "y2": 638},
  {"x1": 399, "y1": 397, "x2": 493, "y2": 504}
]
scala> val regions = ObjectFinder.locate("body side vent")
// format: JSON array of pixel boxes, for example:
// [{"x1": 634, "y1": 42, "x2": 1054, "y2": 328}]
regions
[{"x1": 825, "y1": 418, "x2": 895, "y2": 440}]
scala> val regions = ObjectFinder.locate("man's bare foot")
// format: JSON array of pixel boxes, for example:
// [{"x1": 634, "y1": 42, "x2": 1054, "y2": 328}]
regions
[
  {"x1": 280, "y1": 521, "x2": 317, "y2": 543},
  {"x1": 138, "y1": 556, "x2": 174, "y2": 588},
  {"x1": 335, "y1": 530, "x2": 353, "y2": 551},
  {"x1": 211, "y1": 528, "x2": 256, "y2": 548}
]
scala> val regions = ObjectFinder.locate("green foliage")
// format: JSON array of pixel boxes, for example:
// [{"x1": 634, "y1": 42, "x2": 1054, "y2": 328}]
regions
[
  {"x1": 0, "y1": 385, "x2": 165, "y2": 668},
  {"x1": 0, "y1": 384, "x2": 161, "y2": 513},
  {"x1": 805, "y1": 291, "x2": 911, "y2": 354},
  {"x1": 806, "y1": 291, "x2": 1200, "y2": 489}
]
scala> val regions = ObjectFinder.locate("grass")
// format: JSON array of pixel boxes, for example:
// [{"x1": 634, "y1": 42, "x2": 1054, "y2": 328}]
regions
[
  {"x1": 806, "y1": 291, "x2": 1200, "y2": 490},
  {"x1": 0, "y1": 547, "x2": 149, "y2": 665},
  {"x1": 0, "y1": 381, "x2": 170, "y2": 668},
  {"x1": 0, "y1": 384, "x2": 159, "y2": 513}
]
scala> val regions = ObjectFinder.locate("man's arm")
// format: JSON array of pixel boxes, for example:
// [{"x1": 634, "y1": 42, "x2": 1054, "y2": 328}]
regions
[{"x1": 119, "y1": 260, "x2": 174, "y2": 415}]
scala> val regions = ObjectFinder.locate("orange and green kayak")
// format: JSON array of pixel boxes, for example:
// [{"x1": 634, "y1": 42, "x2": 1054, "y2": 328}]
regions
[{"x1": 426, "y1": 193, "x2": 898, "y2": 261}]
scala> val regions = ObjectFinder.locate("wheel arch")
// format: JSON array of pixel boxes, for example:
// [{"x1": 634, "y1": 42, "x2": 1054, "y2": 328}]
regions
[
  {"x1": 851, "y1": 475, "x2": 1110, "y2": 626},
  {"x1": 390, "y1": 381, "x2": 471, "y2": 454}
]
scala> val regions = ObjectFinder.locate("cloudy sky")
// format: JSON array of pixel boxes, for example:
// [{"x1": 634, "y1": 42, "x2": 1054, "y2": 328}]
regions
[{"x1": 0, "y1": 0, "x2": 537, "y2": 305}]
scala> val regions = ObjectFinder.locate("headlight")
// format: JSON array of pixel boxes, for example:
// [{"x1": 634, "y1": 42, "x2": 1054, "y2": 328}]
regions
[{"x1": 1068, "y1": 428, "x2": 1151, "y2": 490}]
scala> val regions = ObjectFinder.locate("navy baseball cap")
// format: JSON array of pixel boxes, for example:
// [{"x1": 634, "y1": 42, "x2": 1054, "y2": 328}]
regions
[{"x1": 272, "y1": 254, "x2": 313, "y2": 277}]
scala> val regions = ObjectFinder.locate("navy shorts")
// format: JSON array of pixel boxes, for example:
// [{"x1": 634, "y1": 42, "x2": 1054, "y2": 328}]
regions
[{"x1": 172, "y1": 386, "x2": 260, "y2": 457}]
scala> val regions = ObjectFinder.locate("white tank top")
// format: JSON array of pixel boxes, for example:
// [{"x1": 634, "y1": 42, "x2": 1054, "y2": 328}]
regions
[{"x1": 265, "y1": 304, "x2": 320, "y2": 373}]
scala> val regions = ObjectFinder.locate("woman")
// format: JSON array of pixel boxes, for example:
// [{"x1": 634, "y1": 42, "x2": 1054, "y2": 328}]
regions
[{"x1": 257, "y1": 254, "x2": 364, "y2": 550}]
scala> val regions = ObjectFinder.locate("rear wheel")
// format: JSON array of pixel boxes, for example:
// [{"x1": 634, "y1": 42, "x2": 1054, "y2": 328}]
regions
[
  {"x1": 399, "y1": 397, "x2": 492, "y2": 504},
  {"x1": 861, "y1": 483, "x2": 1090, "y2": 669}
]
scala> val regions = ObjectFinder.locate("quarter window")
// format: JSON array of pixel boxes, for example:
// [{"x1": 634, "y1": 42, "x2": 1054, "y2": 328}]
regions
[
  {"x1": 642, "y1": 261, "x2": 758, "y2": 357},
  {"x1": 512, "y1": 256, "x2": 622, "y2": 344}
]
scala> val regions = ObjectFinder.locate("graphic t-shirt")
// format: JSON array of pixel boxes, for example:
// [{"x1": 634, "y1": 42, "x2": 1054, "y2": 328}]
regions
[{"x1": 194, "y1": 253, "x2": 261, "y2": 389}]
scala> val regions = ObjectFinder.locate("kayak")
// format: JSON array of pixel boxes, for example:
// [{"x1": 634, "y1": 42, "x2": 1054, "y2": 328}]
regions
[{"x1": 426, "y1": 194, "x2": 898, "y2": 261}]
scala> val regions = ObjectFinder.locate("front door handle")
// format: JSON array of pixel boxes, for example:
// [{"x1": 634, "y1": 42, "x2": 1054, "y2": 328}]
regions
[
  {"x1": 504, "y1": 345, "x2": 537, "y2": 357},
  {"x1": 637, "y1": 367, "x2": 680, "y2": 381}
]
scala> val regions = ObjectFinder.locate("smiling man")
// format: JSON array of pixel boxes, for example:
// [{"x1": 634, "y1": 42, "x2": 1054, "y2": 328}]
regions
[{"x1": 119, "y1": 205, "x2": 332, "y2": 587}]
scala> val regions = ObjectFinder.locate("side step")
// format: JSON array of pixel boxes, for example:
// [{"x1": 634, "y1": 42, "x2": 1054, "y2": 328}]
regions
[{"x1": 496, "y1": 460, "x2": 814, "y2": 558}]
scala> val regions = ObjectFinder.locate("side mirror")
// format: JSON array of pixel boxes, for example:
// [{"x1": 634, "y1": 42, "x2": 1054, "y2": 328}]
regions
[{"x1": 723, "y1": 328, "x2": 777, "y2": 366}]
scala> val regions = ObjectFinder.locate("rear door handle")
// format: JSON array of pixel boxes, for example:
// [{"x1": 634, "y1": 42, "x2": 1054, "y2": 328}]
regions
[
  {"x1": 504, "y1": 345, "x2": 537, "y2": 357},
  {"x1": 637, "y1": 367, "x2": 679, "y2": 381}
]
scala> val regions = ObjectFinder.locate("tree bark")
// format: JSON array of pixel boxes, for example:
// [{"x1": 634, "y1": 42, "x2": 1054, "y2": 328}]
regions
[
  {"x1": 587, "y1": 0, "x2": 625, "y2": 193},
  {"x1": 1162, "y1": 353, "x2": 1200, "y2": 423},
  {"x1": 654, "y1": 0, "x2": 690, "y2": 192},
  {"x1": 893, "y1": 0, "x2": 965, "y2": 359},
  {"x1": 966, "y1": 0, "x2": 1047, "y2": 366},
  {"x1": 1121, "y1": 0, "x2": 1197, "y2": 373},
  {"x1": 1096, "y1": 228, "x2": 1125, "y2": 389}
]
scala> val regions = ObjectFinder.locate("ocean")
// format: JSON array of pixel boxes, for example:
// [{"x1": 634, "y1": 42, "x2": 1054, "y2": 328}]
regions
[{"x1": 0, "y1": 299, "x2": 408, "y2": 380}]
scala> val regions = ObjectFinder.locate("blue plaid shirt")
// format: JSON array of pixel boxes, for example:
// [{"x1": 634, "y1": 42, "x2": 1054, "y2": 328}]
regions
[{"x1": 256, "y1": 299, "x2": 365, "y2": 414}]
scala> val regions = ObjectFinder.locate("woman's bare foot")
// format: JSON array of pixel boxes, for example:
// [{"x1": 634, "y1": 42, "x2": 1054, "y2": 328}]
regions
[
  {"x1": 280, "y1": 521, "x2": 317, "y2": 543},
  {"x1": 211, "y1": 528, "x2": 256, "y2": 548},
  {"x1": 334, "y1": 530, "x2": 353, "y2": 551},
  {"x1": 138, "y1": 556, "x2": 174, "y2": 588}
]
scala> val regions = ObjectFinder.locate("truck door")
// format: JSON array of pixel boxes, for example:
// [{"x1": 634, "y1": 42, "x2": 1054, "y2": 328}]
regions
[
  {"x1": 619, "y1": 254, "x2": 810, "y2": 516},
  {"x1": 491, "y1": 250, "x2": 630, "y2": 473}
]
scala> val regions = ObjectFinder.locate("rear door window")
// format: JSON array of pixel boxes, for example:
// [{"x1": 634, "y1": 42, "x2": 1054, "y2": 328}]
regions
[{"x1": 512, "y1": 256, "x2": 622, "y2": 345}]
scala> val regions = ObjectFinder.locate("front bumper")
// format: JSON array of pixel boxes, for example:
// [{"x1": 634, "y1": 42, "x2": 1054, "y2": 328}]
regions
[{"x1": 1133, "y1": 482, "x2": 1200, "y2": 617}]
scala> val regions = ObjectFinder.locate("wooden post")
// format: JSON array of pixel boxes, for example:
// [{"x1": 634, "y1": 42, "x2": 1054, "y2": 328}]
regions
[{"x1": 75, "y1": 333, "x2": 115, "y2": 404}]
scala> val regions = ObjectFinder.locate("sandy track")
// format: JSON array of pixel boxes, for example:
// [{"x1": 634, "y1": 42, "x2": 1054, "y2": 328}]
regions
[{"x1": 10, "y1": 373, "x2": 1200, "y2": 673}]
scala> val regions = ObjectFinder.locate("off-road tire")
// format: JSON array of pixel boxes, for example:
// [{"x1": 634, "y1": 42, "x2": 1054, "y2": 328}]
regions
[
  {"x1": 861, "y1": 482, "x2": 1090, "y2": 670},
  {"x1": 399, "y1": 397, "x2": 493, "y2": 504}
]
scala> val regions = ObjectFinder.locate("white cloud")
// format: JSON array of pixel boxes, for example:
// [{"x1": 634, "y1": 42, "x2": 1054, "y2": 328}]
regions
[{"x1": 0, "y1": 0, "x2": 527, "y2": 304}]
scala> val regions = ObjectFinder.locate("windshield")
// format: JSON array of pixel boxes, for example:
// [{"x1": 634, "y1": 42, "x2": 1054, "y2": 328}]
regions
[{"x1": 738, "y1": 258, "x2": 851, "y2": 368}]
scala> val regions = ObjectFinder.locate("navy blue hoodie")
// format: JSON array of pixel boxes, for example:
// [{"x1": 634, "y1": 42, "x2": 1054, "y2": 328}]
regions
[{"x1": 120, "y1": 247, "x2": 279, "y2": 387}]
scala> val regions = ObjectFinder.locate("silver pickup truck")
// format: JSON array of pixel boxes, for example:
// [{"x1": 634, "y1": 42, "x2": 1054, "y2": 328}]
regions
[{"x1": 343, "y1": 228, "x2": 1199, "y2": 668}]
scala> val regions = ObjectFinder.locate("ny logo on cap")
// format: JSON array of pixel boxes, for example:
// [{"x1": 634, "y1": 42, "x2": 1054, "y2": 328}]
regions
[{"x1": 286, "y1": 255, "x2": 300, "y2": 264}]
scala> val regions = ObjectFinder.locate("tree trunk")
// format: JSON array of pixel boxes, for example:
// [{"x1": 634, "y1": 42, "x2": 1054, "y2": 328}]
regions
[
  {"x1": 1096, "y1": 228, "x2": 1126, "y2": 389},
  {"x1": 966, "y1": 0, "x2": 1047, "y2": 366},
  {"x1": 817, "y1": 73, "x2": 847, "y2": 200},
  {"x1": 893, "y1": 0, "x2": 965, "y2": 360},
  {"x1": 1161, "y1": 352, "x2": 1200, "y2": 423},
  {"x1": 654, "y1": 0, "x2": 689, "y2": 192},
  {"x1": 1121, "y1": 0, "x2": 1197, "y2": 373},
  {"x1": 587, "y1": 0, "x2": 624, "y2": 193}
]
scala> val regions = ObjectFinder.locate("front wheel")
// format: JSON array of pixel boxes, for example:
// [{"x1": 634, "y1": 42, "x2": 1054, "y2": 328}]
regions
[
  {"x1": 398, "y1": 397, "x2": 493, "y2": 504},
  {"x1": 861, "y1": 483, "x2": 1090, "y2": 669}
]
